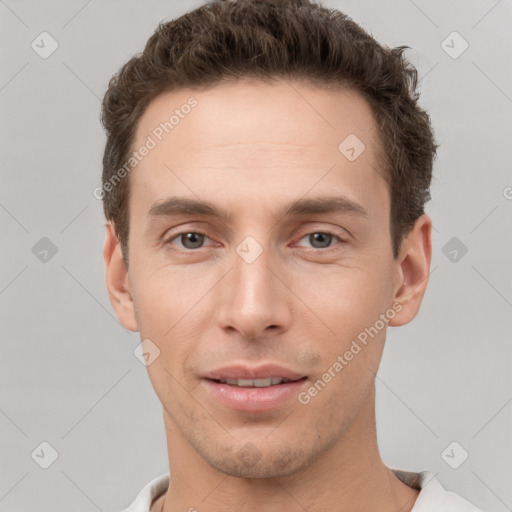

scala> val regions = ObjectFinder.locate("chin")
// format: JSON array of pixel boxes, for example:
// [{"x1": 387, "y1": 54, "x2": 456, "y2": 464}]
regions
[{"x1": 204, "y1": 443, "x2": 311, "y2": 479}]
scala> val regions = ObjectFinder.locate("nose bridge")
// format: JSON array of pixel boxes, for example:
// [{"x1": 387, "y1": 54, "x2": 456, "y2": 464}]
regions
[
  {"x1": 235, "y1": 235, "x2": 274, "y2": 305},
  {"x1": 217, "y1": 232, "x2": 291, "y2": 337}
]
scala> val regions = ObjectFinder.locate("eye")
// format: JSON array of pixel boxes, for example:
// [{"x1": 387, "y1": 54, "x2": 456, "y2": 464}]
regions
[
  {"x1": 164, "y1": 229, "x2": 345, "y2": 253},
  {"x1": 165, "y1": 231, "x2": 211, "y2": 251},
  {"x1": 296, "y1": 231, "x2": 344, "y2": 250}
]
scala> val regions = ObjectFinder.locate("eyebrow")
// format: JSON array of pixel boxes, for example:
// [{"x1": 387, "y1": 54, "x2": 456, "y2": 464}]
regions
[{"x1": 147, "y1": 195, "x2": 369, "y2": 222}]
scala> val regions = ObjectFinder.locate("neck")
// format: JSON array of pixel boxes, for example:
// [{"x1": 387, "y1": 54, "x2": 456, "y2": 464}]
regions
[{"x1": 156, "y1": 384, "x2": 419, "y2": 512}]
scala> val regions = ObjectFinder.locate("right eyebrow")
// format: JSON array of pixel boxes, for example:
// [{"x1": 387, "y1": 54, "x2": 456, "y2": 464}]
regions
[
  {"x1": 148, "y1": 197, "x2": 233, "y2": 221},
  {"x1": 147, "y1": 195, "x2": 368, "y2": 223}
]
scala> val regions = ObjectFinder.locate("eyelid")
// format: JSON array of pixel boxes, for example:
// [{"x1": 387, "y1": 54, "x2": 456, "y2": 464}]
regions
[
  {"x1": 164, "y1": 226, "x2": 348, "y2": 253},
  {"x1": 164, "y1": 220, "x2": 350, "y2": 238},
  {"x1": 293, "y1": 229, "x2": 347, "y2": 251},
  {"x1": 164, "y1": 228, "x2": 213, "y2": 247},
  {"x1": 293, "y1": 223, "x2": 351, "y2": 243}
]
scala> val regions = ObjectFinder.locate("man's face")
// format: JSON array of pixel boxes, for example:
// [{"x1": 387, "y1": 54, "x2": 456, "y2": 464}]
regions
[{"x1": 111, "y1": 79, "x2": 417, "y2": 478}]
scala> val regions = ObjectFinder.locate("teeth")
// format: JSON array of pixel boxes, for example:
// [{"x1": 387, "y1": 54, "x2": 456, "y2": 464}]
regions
[{"x1": 218, "y1": 377, "x2": 290, "y2": 387}]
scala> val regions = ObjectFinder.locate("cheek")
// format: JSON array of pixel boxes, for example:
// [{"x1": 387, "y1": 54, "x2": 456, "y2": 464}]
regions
[
  {"x1": 129, "y1": 266, "x2": 216, "y2": 383},
  {"x1": 130, "y1": 261, "x2": 208, "y2": 336},
  {"x1": 290, "y1": 262, "x2": 393, "y2": 398},
  {"x1": 293, "y1": 261, "x2": 393, "y2": 337}
]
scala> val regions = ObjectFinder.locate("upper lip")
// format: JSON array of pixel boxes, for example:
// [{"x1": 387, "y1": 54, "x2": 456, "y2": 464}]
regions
[{"x1": 203, "y1": 364, "x2": 306, "y2": 381}]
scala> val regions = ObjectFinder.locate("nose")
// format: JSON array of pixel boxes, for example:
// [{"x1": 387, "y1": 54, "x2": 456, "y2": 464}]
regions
[{"x1": 216, "y1": 239, "x2": 293, "y2": 341}]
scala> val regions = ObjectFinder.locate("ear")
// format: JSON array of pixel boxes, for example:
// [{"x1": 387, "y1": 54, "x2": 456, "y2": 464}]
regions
[
  {"x1": 103, "y1": 223, "x2": 139, "y2": 332},
  {"x1": 388, "y1": 213, "x2": 432, "y2": 327}
]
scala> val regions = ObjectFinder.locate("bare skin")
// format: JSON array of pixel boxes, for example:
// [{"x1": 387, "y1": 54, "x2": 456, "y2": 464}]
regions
[{"x1": 104, "y1": 79, "x2": 431, "y2": 512}]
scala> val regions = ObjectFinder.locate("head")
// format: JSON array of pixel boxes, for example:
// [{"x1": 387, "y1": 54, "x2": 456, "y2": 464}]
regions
[{"x1": 102, "y1": 0, "x2": 437, "y2": 479}]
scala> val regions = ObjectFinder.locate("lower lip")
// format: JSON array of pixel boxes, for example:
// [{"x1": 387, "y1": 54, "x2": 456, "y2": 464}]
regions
[{"x1": 202, "y1": 378, "x2": 308, "y2": 412}]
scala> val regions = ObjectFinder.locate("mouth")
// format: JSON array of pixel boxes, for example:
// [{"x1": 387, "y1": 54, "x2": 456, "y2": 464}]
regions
[
  {"x1": 202, "y1": 376, "x2": 308, "y2": 412},
  {"x1": 201, "y1": 363, "x2": 309, "y2": 411},
  {"x1": 206, "y1": 376, "x2": 307, "y2": 387}
]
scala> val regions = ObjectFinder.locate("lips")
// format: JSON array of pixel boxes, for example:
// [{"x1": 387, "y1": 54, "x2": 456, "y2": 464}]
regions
[
  {"x1": 216, "y1": 377, "x2": 294, "y2": 387},
  {"x1": 201, "y1": 363, "x2": 308, "y2": 412},
  {"x1": 202, "y1": 363, "x2": 306, "y2": 382}
]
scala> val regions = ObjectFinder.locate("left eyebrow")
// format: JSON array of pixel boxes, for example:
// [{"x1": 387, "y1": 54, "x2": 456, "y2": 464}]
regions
[
  {"x1": 281, "y1": 196, "x2": 368, "y2": 218},
  {"x1": 147, "y1": 194, "x2": 369, "y2": 222},
  {"x1": 148, "y1": 196, "x2": 232, "y2": 221}
]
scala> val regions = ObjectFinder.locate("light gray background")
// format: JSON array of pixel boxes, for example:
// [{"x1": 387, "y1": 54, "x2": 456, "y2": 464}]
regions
[{"x1": 1, "y1": 0, "x2": 511, "y2": 510}]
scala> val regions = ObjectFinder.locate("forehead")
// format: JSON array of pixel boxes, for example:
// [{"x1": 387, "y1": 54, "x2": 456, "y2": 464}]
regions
[
  {"x1": 135, "y1": 79, "x2": 381, "y2": 154},
  {"x1": 129, "y1": 79, "x2": 388, "y2": 221}
]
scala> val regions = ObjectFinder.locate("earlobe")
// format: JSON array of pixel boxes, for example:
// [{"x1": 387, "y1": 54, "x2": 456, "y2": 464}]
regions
[
  {"x1": 103, "y1": 223, "x2": 139, "y2": 332},
  {"x1": 388, "y1": 214, "x2": 432, "y2": 327}
]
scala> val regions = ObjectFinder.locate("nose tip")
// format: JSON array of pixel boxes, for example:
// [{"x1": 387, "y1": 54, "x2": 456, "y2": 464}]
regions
[{"x1": 216, "y1": 247, "x2": 292, "y2": 340}]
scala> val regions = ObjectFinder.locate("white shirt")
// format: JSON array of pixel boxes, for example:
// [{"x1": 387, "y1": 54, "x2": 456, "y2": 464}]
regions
[{"x1": 121, "y1": 469, "x2": 485, "y2": 512}]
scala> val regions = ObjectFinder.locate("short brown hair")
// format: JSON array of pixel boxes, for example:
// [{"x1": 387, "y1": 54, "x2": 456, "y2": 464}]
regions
[{"x1": 100, "y1": 0, "x2": 438, "y2": 266}]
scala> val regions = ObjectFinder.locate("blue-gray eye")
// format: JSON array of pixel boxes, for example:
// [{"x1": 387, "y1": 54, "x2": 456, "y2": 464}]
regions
[
  {"x1": 307, "y1": 232, "x2": 334, "y2": 249},
  {"x1": 179, "y1": 232, "x2": 206, "y2": 249}
]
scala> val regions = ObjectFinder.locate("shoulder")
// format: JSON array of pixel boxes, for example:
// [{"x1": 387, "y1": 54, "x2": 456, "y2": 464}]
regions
[
  {"x1": 121, "y1": 473, "x2": 169, "y2": 512},
  {"x1": 392, "y1": 469, "x2": 486, "y2": 512}
]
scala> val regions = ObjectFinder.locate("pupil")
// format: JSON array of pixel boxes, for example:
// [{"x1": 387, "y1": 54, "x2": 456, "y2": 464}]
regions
[
  {"x1": 311, "y1": 232, "x2": 331, "y2": 248},
  {"x1": 180, "y1": 233, "x2": 332, "y2": 250},
  {"x1": 182, "y1": 232, "x2": 204, "y2": 249}
]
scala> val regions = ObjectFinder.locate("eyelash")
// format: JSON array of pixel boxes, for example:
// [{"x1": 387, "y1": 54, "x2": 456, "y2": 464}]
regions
[{"x1": 164, "y1": 229, "x2": 345, "y2": 253}]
